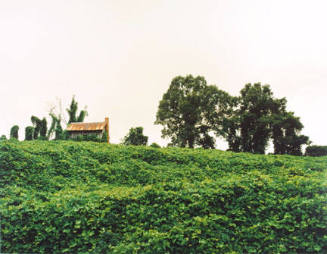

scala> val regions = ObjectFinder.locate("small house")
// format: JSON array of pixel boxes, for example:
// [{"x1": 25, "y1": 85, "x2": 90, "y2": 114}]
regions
[{"x1": 66, "y1": 117, "x2": 110, "y2": 143}]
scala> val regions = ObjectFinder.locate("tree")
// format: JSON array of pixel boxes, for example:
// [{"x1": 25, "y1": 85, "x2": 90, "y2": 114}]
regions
[
  {"x1": 226, "y1": 83, "x2": 309, "y2": 155},
  {"x1": 237, "y1": 83, "x2": 275, "y2": 154},
  {"x1": 10, "y1": 125, "x2": 19, "y2": 139},
  {"x1": 0, "y1": 135, "x2": 7, "y2": 141},
  {"x1": 47, "y1": 113, "x2": 58, "y2": 139},
  {"x1": 155, "y1": 75, "x2": 232, "y2": 148},
  {"x1": 39, "y1": 118, "x2": 48, "y2": 139},
  {"x1": 223, "y1": 112, "x2": 242, "y2": 152},
  {"x1": 67, "y1": 96, "x2": 88, "y2": 123},
  {"x1": 272, "y1": 112, "x2": 309, "y2": 155},
  {"x1": 47, "y1": 113, "x2": 64, "y2": 140},
  {"x1": 270, "y1": 98, "x2": 288, "y2": 154},
  {"x1": 269, "y1": 95, "x2": 310, "y2": 155},
  {"x1": 31, "y1": 116, "x2": 47, "y2": 140},
  {"x1": 122, "y1": 127, "x2": 148, "y2": 146},
  {"x1": 305, "y1": 145, "x2": 327, "y2": 157},
  {"x1": 31, "y1": 116, "x2": 41, "y2": 139},
  {"x1": 25, "y1": 126, "x2": 34, "y2": 140}
]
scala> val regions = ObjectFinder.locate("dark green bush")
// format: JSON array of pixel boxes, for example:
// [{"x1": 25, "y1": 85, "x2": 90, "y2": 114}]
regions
[
  {"x1": 10, "y1": 125, "x2": 19, "y2": 139},
  {"x1": 150, "y1": 142, "x2": 161, "y2": 148},
  {"x1": 25, "y1": 126, "x2": 34, "y2": 140},
  {"x1": 1, "y1": 141, "x2": 326, "y2": 253},
  {"x1": 306, "y1": 145, "x2": 327, "y2": 157},
  {"x1": 122, "y1": 127, "x2": 148, "y2": 146}
]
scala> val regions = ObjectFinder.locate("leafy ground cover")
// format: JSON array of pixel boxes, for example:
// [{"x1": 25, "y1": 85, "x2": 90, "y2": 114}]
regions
[{"x1": 1, "y1": 140, "x2": 326, "y2": 253}]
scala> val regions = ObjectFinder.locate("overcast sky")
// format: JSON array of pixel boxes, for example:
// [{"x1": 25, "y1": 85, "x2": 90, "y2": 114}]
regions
[{"x1": 1, "y1": 0, "x2": 326, "y2": 149}]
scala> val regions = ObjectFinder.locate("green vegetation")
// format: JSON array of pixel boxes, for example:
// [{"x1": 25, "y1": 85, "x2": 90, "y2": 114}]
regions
[
  {"x1": 231, "y1": 83, "x2": 309, "y2": 155},
  {"x1": 1, "y1": 140, "x2": 326, "y2": 253},
  {"x1": 122, "y1": 127, "x2": 148, "y2": 146},
  {"x1": 67, "y1": 96, "x2": 88, "y2": 124},
  {"x1": 150, "y1": 142, "x2": 161, "y2": 148},
  {"x1": 70, "y1": 131, "x2": 109, "y2": 143},
  {"x1": 156, "y1": 75, "x2": 309, "y2": 154},
  {"x1": 9, "y1": 125, "x2": 19, "y2": 139},
  {"x1": 155, "y1": 75, "x2": 232, "y2": 149},
  {"x1": 31, "y1": 115, "x2": 48, "y2": 140},
  {"x1": 306, "y1": 145, "x2": 327, "y2": 157},
  {"x1": 15, "y1": 96, "x2": 86, "y2": 142},
  {"x1": 1, "y1": 79, "x2": 311, "y2": 155},
  {"x1": 25, "y1": 126, "x2": 34, "y2": 140}
]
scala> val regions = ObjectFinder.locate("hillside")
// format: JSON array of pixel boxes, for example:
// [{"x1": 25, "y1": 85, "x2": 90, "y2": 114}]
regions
[{"x1": 1, "y1": 141, "x2": 326, "y2": 253}]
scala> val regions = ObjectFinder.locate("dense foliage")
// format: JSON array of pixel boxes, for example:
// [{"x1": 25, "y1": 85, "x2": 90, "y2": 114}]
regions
[
  {"x1": 228, "y1": 83, "x2": 309, "y2": 155},
  {"x1": 47, "y1": 113, "x2": 64, "y2": 140},
  {"x1": 306, "y1": 145, "x2": 327, "y2": 157},
  {"x1": 155, "y1": 75, "x2": 232, "y2": 149},
  {"x1": 1, "y1": 141, "x2": 326, "y2": 253},
  {"x1": 122, "y1": 127, "x2": 148, "y2": 146},
  {"x1": 25, "y1": 126, "x2": 34, "y2": 140},
  {"x1": 67, "y1": 96, "x2": 88, "y2": 124},
  {"x1": 150, "y1": 142, "x2": 161, "y2": 148},
  {"x1": 9, "y1": 125, "x2": 19, "y2": 139},
  {"x1": 156, "y1": 76, "x2": 309, "y2": 154},
  {"x1": 31, "y1": 116, "x2": 48, "y2": 140},
  {"x1": 69, "y1": 131, "x2": 108, "y2": 143}
]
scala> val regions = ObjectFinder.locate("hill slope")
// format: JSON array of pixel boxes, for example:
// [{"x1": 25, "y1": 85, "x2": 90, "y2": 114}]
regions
[{"x1": 1, "y1": 141, "x2": 327, "y2": 253}]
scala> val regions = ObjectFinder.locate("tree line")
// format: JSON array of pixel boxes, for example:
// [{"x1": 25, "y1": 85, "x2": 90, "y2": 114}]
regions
[{"x1": 155, "y1": 75, "x2": 310, "y2": 155}]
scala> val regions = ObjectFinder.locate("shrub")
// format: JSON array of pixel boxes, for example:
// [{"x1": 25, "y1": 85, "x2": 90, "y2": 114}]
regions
[
  {"x1": 150, "y1": 142, "x2": 161, "y2": 148},
  {"x1": 305, "y1": 145, "x2": 327, "y2": 157}
]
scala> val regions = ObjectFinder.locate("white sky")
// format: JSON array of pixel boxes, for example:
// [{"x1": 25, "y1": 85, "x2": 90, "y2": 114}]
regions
[{"x1": 1, "y1": 0, "x2": 326, "y2": 148}]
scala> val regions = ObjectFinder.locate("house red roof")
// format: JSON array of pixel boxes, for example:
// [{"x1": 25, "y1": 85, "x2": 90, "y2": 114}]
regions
[{"x1": 66, "y1": 122, "x2": 107, "y2": 131}]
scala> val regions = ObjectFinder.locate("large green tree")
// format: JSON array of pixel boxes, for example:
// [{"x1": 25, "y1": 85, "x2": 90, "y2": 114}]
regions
[
  {"x1": 271, "y1": 111, "x2": 309, "y2": 155},
  {"x1": 155, "y1": 75, "x2": 232, "y2": 148},
  {"x1": 122, "y1": 127, "x2": 148, "y2": 146},
  {"x1": 238, "y1": 83, "x2": 274, "y2": 153},
  {"x1": 226, "y1": 83, "x2": 309, "y2": 155}
]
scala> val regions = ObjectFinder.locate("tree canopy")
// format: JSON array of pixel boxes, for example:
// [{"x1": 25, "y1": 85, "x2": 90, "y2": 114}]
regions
[
  {"x1": 155, "y1": 75, "x2": 232, "y2": 149},
  {"x1": 156, "y1": 77, "x2": 309, "y2": 155},
  {"x1": 122, "y1": 127, "x2": 148, "y2": 146},
  {"x1": 224, "y1": 83, "x2": 309, "y2": 154}
]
